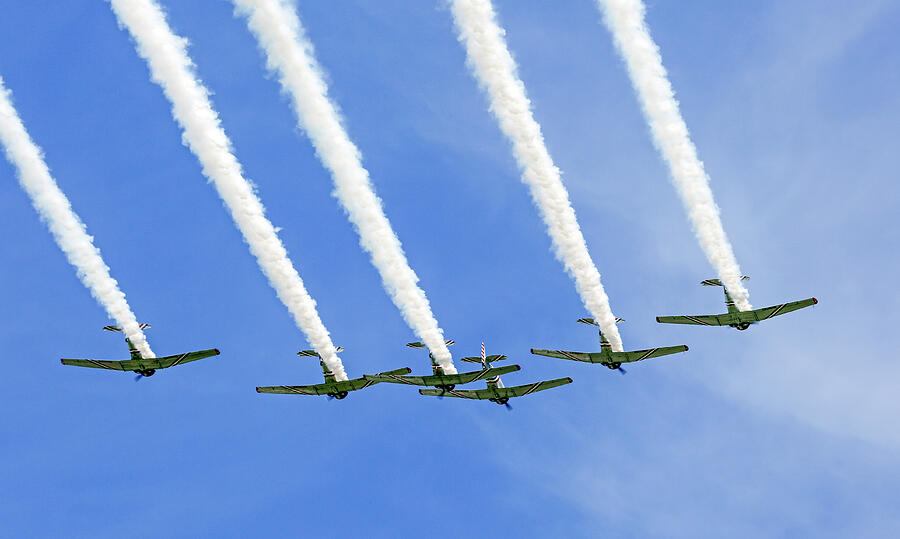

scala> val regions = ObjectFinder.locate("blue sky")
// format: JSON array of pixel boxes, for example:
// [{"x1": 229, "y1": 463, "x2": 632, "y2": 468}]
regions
[{"x1": 1, "y1": 1, "x2": 898, "y2": 537}]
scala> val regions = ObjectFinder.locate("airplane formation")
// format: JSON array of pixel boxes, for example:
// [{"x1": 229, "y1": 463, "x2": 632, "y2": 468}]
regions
[
  {"x1": 60, "y1": 277, "x2": 817, "y2": 407},
  {"x1": 2, "y1": 0, "x2": 819, "y2": 407}
]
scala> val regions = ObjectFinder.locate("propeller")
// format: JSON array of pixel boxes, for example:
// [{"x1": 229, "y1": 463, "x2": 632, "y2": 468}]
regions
[
  {"x1": 504, "y1": 402, "x2": 513, "y2": 411},
  {"x1": 134, "y1": 374, "x2": 144, "y2": 382},
  {"x1": 616, "y1": 366, "x2": 627, "y2": 375}
]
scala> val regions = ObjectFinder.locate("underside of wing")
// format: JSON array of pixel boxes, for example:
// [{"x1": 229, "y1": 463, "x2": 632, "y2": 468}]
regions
[
  {"x1": 256, "y1": 384, "x2": 328, "y2": 395},
  {"x1": 449, "y1": 365, "x2": 519, "y2": 384},
  {"x1": 257, "y1": 374, "x2": 385, "y2": 395},
  {"x1": 610, "y1": 345, "x2": 689, "y2": 363},
  {"x1": 364, "y1": 373, "x2": 428, "y2": 386},
  {"x1": 367, "y1": 365, "x2": 519, "y2": 386},
  {"x1": 497, "y1": 377, "x2": 573, "y2": 398},
  {"x1": 60, "y1": 358, "x2": 129, "y2": 371},
  {"x1": 655, "y1": 314, "x2": 728, "y2": 326},
  {"x1": 418, "y1": 388, "x2": 484, "y2": 399},
  {"x1": 735, "y1": 298, "x2": 818, "y2": 323},
  {"x1": 154, "y1": 349, "x2": 220, "y2": 369},
  {"x1": 530, "y1": 348, "x2": 594, "y2": 362},
  {"x1": 61, "y1": 348, "x2": 220, "y2": 372}
]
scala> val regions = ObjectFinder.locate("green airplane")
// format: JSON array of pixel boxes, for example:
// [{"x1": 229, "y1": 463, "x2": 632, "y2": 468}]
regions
[
  {"x1": 256, "y1": 347, "x2": 411, "y2": 400},
  {"x1": 531, "y1": 318, "x2": 688, "y2": 374},
  {"x1": 656, "y1": 277, "x2": 818, "y2": 330},
  {"x1": 60, "y1": 324, "x2": 220, "y2": 379},
  {"x1": 363, "y1": 340, "x2": 521, "y2": 391},
  {"x1": 419, "y1": 343, "x2": 572, "y2": 407}
]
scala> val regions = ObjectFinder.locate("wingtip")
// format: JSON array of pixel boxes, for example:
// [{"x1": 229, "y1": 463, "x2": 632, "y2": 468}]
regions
[
  {"x1": 683, "y1": 345, "x2": 689, "y2": 352},
  {"x1": 812, "y1": 297, "x2": 818, "y2": 305},
  {"x1": 529, "y1": 348, "x2": 536, "y2": 354},
  {"x1": 214, "y1": 348, "x2": 221, "y2": 356},
  {"x1": 255, "y1": 387, "x2": 261, "y2": 393},
  {"x1": 404, "y1": 367, "x2": 412, "y2": 374},
  {"x1": 513, "y1": 364, "x2": 522, "y2": 371},
  {"x1": 655, "y1": 316, "x2": 662, "y2": 323},
  {"x1": 418, "y1": 389, "x2": 425, "y2": 395},
  {"x1": 566, "y1": 377, "x2": 573, "y2": 383}
]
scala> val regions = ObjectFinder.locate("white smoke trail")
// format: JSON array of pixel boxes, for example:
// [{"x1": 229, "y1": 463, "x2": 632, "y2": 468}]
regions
[
  {"x1": 449, "y1": 0, "x2": 624, "y2": 350},
  {"x1": 107, "y1": 0, "x2": 348, "y2": 379},
  {"x1": 232, "y1": 0, "x2": 457, "y2": 374},
  {"x1": 596, "y1": 0, "x2": 752, "y2": 310},
  {"x1": 0, "y1": 76, "x2": 154, "y2": 358}
]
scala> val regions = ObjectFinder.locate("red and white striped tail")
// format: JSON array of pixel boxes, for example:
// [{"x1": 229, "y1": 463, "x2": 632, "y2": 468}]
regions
[{"x1": 481, "y1": 342, "x2": 486, "y2": 364}]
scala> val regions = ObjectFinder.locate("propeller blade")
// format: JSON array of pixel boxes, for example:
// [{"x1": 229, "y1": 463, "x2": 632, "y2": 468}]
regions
[
  {"x1": 617, "y1": 366, "x2": 627, "y2": 375},
  {"x1": 134, "y1": 374, "x2": 143, "y2": 382},
  {"x1": 504, "y1": 402, "x2": 513, "y2": 410}
]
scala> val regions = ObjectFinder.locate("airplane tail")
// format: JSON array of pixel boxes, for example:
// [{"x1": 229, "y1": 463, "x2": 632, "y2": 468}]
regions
[
  {"x1": 104, "y1": 324, "x2": 151, "y2": 360},
  {"x1": 577, "y1": 317, "x2": 624, "y2": 326},
  {"x1": 297, "y1": 347, "x2": 344, "y2": 358},
  {"x1": 460, "y1": 342, "x2": 507, "y2": 367},
  {"x1": 406, "y1": 340, "x2": 454, "y2": 348},
  {"x1": 103, "y1": 323, "x2": 151, "y2": 332},
  {"x1": 701, "y1": 276, "x2": 749, "y2": 287},
  {"x1": 578, "y1": 317, "x2": 624, "y2": 347}
]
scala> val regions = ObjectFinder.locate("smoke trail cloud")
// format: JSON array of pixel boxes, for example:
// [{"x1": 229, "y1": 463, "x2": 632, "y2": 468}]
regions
[
  {"x1": 0, "y1": 76, "x2": 154, "y2": 357},
  {"x1": 106, "y1": 0, "x2": 348, "y2": 379},
  {"x1": 232, "y1": 0, "x2": 457, "y2": 374},
  {"x1": 449, "y1": 0, "x2": 624, "y2": 350},
  {"x1": 596, "y1": 0, "x2": 752, "y2": 310}
]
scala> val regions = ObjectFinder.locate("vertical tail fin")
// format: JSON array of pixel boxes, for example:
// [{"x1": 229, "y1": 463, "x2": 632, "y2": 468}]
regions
[
  {"x1": 105, "y1": 324, "x2": 150, "y2": 360},
  {"x1": 578, "y1": 317, "x2": 623, "y2": 349},
  {"x1": 298, "y1": 347, "x2": 344, "y2": 383}
]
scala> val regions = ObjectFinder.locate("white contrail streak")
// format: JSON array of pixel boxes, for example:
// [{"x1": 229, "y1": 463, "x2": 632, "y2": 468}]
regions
[
  {"x1": 449, "y1": 0, "x2": 624, "y2": 350},
  {"x1": 107, "y1": 0, "x2": 348, "y2": 379},
  {"x1": 0, "y1": 76, "x2": 154, "y2": 357},
  {"x1": 596, "y1": 0, "x2": 752, "y2": 310},
  {"x1": 232, "y1": 0, "x2": 457, "y2": 374}
]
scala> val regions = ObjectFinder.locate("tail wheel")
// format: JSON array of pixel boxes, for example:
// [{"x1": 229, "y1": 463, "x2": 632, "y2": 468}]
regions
[
  {"x1": 607, "y1": 362, "x2": 621, "y2": 371},
  {"x1": 335, "y1": 391, "x2": 349, "y2": 400},
  {"x1": 737, "y1": 323, "x2": 751, "y2": 330}
]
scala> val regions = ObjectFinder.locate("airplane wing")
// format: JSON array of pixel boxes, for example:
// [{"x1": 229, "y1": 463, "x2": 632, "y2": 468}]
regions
[
  {"x1": 531, "y1": 346, "x2": 687, "y2": 364},
  {"x1": 257, "y1": 377, "x2": 377, "y2": 396},
  {"x1": 61, "y1": 349, "x2": 220, "y2": 371},
  {"x1": 364, "y1": 365, "x2": 520, "y2": 386},
  {"x1": 655, "y1": 314, "x2": 729, "y2": 326},
  {"x1": 657, "y1": 298, "x2": 817, "y2": 327},
  {"x1": 419, "y1": 377, "x2": 573, "y2": 400},
  {"x1": 257, "y1": 367, "x2": 411, "y2": 396},
  {"x1": 530, "y1": 349, "x2": 595, "y2": 362},
  {"x1": 733, "y1": 298, "x2": 818, "y2": 323},
  {"x1": 607, "y1": 345, "x2": 688, "y2": 363}
]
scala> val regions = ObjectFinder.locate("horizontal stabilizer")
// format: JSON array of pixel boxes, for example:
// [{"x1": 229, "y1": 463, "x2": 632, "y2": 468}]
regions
[
  {"x1": 103, "y1": 323, "x2": 151, "y2": 332},
  {"x1": 406, "y1": 340, "x2": 454, "y2": 348},
  {"x1": 701, "y1": 276, "x2": 749, "y2": 287},
  {"x1": 62, "y1": 348, "x2": 219, "y2": 372},
  {"x1": 297, "y1": 347, "x2": 343, "y2": 357},
  {"x1": 577, "y1": 317, "x2": 624, "y2": 326},
  {"x1": 460, "y1": 354, "x2": 507, "y2": 364}
]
